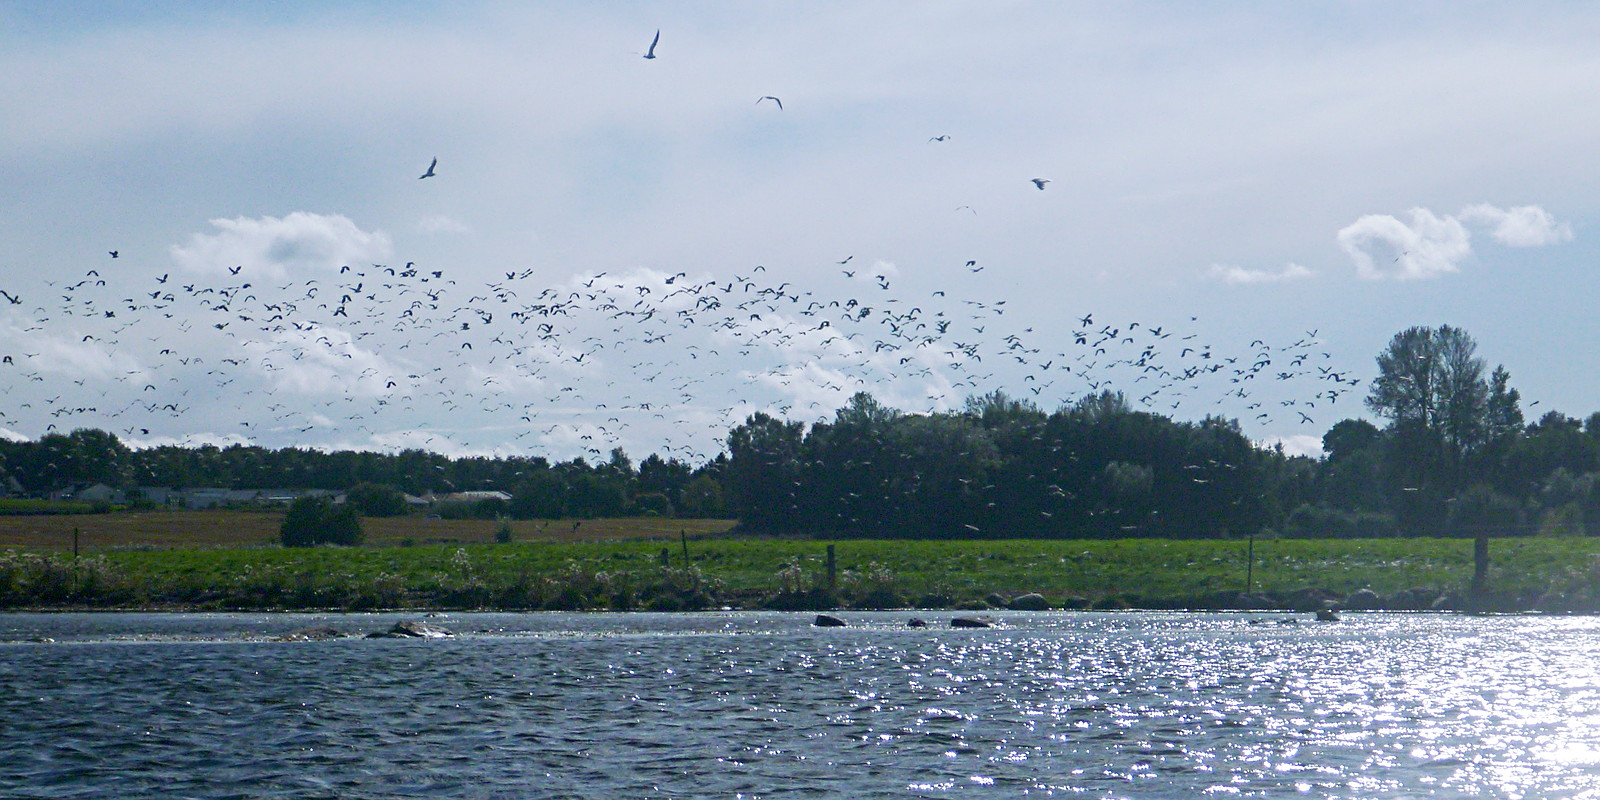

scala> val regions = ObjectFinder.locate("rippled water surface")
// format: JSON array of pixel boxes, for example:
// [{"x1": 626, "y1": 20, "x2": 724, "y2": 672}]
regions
[{"x1": 4, "y1": 611, "x2": 1600, "y2": 798}]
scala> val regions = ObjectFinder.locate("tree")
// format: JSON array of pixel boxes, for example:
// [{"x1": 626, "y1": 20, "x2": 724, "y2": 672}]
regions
[
  {"x1": 280, "y1": 495, "x2": 363, "y2": 547},
  {"x1": 344, "y1": 482, "x2": 407, "y2": 517},
  {"x1": 510, "y1": 472, "x2": 567, "y2": 519},
  {"x1": 678, "y1": 475, "x2": 727, "y2": 518},
  {"x1": 1367, "y1": 325, "x2": 1506, "y2": 531},
  {"x1": 725, "y1": 412, "x2": 806, "y2": 530},
  {"x1": 1366, "y1": 325, "x2": 1492, "y2": 457}
]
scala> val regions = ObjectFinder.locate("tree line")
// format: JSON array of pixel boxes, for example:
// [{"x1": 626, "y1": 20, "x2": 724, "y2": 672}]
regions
[{"x1": 3, "y1": 325, "x2": 1597, "y2": 538}]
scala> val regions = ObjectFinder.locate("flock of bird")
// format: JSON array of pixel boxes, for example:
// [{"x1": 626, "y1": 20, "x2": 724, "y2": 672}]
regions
[
  {"x1": 0, "y1": 253, "x2": 1355, "y2": 462},
  {"x1": 0, "y1": 28, "x2": 1358, "y2": 463}
]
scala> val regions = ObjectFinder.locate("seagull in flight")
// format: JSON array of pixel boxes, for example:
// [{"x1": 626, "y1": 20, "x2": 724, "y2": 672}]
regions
[
  {"x1": 757, "y1": 96, "x2": 783, "y2": 110},
  {"x1": 643, "y1": 30, "x2": 659, "y2": 59},
  {"x1": 419, "y1": 158, "x2": 437, "y2": 179},
  {"x1": 929, "y1": 135, "x2": 950, "y2": 142},
  {"x1": 1031, "y1": 177, "x2": 1051, "y2": 190}
]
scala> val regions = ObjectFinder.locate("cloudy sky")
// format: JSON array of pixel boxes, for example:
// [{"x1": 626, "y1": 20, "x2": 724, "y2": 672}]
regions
[{"x1": 2, "y1": 2, "x2": 1597, "y2": 463}]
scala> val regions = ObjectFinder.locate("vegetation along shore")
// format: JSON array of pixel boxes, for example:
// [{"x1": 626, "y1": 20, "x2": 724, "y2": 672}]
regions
[{"x1": 4, "y1": 515, "x2": 1600, "y2": 613}]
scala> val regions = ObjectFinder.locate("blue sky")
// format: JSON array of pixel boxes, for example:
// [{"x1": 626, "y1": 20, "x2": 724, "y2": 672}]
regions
[{"x1": 3, "y1": 2, "x2": 1597, "y2": 462}]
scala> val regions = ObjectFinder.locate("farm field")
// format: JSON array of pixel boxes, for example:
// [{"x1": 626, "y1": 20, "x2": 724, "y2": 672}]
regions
[{"x1": 0, "y1": 511, "x2": 737, "y2": 551}]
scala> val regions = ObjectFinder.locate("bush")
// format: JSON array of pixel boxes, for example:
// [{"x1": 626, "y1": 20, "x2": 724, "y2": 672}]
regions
[
  {"x1": 345, "y1": 483, "x2": 408, "y2": 517},
  {"x1": 280, "y1": 496, "x2": 363, "y2": 547},
  {"x1": 633, "y1": 492, "x2": 674, "y2": 518},
  {"x1": 1282, "y1": 503, "x2": 1398, "y2": 539}
]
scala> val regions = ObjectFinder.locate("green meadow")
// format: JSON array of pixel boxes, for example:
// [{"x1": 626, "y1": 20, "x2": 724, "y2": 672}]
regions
[{"x1": 6, "y1": 533, "x2": 1600, "y2": 612}]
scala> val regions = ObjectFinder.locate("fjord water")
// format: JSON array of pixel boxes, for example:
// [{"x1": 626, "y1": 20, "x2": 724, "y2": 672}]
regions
[{"x1": 3, "y1": 612, "x2": 1599, "y2": 798}]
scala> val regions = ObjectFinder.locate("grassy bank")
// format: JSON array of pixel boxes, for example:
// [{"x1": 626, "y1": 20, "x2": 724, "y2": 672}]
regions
[{"x1": 6, "y1": 533, "x2": 1600, "y2": 613}]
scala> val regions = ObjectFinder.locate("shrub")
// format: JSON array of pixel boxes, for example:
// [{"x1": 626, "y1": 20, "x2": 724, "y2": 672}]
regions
[
  {"x1": 1282, "y1": 503, "x2": 1398, "y2": 539},
  {"x1": 633, "y1": 492, "x2": 674, "y2": 518},
  {"x1": 279, "y1": 496, "x2": 363, "y2": 547},
  {"x1": 473, "y1": 497, "x2": 510, "y2": 520},
  {"x1": 345, "y1": 483, "x2": 408, "y2": 517}
]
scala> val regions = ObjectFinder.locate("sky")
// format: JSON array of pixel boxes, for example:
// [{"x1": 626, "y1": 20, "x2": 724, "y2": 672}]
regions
[{"x1": 3, "y1": 1, "x2": 1598, "y2": 465}]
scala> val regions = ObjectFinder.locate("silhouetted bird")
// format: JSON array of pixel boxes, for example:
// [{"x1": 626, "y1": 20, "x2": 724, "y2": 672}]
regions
[{"x1": 419, "y1": 158, "x2": 437, "y2": 179}]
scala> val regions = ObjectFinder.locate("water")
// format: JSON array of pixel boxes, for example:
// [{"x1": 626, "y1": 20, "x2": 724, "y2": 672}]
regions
[{"x1": 3, "y1": 611, "x2": 1600, "y2": 798}]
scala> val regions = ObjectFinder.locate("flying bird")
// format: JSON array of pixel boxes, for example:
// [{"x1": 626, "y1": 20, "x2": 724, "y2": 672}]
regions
[
  {"x1": 419, "y1": 158, "x2": 437, "y2": 179},
  {"x1": 643, "y1": 29, "x2": 659, "y2": 59},
  {"x1": 929, "y1": 135, "x2": 950, "y2": 142},
  {"x1": 757, "y1": 96, "x2": 783, "y2": 110},
  {"x1": 1031, "y1": 178, "x2": 1051, "y2": 190},
  {"x1": 109, "y1": 251, "x2": 118, "y2": 258}
]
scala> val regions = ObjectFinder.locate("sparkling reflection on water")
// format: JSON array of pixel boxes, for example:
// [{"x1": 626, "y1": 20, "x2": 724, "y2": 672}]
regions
[{"x1": 3, "y1": 611, "x2": 1600, "y2": 798}]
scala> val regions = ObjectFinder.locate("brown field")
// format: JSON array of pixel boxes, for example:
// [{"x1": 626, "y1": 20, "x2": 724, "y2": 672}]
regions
[{"x1": 0, "y1": 511, "x2": 739, "y2": 552}]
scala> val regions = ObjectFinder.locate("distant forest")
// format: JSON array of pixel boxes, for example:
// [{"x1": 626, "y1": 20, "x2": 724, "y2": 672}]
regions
[{"x1": 2, "y1": 325, "x2": 1598, "y2": 540}]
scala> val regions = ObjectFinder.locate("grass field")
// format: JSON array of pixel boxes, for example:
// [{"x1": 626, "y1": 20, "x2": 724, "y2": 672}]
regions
[{"x1": 3, "y1": 512, "x2": 1600, "y2": 612}]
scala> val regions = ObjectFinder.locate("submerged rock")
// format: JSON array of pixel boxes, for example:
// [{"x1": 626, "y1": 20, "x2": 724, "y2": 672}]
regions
[
  {"x1": 275, "y1": 626, "x2": 346, "y2": 642},
  {"x1": 950, "y1": 616, "x2": 996, "y2": 629},
  {"x1": 906, "y1": 617, "x2": 928, "y2": 628},
  {"x1": 366, "y1": 620, "x2": 454, "y2": 639},
  {"x1": 1315, "y1": 608, "x2": 1341, "y2": 622},
  {"x1": 813, "y1": 614, "x2": 848, "y2": 627}
]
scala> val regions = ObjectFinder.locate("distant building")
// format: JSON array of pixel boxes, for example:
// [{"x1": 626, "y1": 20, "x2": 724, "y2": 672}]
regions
[{"x1": 439, "y1": 490, "x2": 512, "y2": 504}]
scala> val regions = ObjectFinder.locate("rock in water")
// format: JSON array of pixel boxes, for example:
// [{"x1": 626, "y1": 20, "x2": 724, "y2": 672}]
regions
[
  {"x1": 950, "y1": 616, "x2": 995, "y2": 628},
  {"x1": 1008, "y1": 593, "x2": 1050, "y2": 611},
  {"x1": 813, "y1": 614, "x2": 848, "y2": 627},
  {"x1": 275, "y1": 626, "x2": 345, "y2": 642},
  {"x1": 906, "y1": 618, "x2": 928, "y2": 628},
  {"x1": 367, "y1": 620, "x2": 453, "y2": 639}
]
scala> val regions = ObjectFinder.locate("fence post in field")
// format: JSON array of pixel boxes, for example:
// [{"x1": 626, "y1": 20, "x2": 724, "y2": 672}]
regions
[
  {"x1": 73, "y1": 527, "x2": 80, "y2": 559},
  {"x1": 826, "y1": 544, "x2": 836, "y2": 590},
  {"x1": 660, "y1": 547, "x2": 670, "y2": 568},
  {"x1": 1245, "y1": 533, "x2": 1254, "y2": 596},
  {"x1": 680, "y1": 530, "x2": 690, "y2": 567},
  {"x1": 1471, "y1": 533, "x2": 1489, "y2": 610}
]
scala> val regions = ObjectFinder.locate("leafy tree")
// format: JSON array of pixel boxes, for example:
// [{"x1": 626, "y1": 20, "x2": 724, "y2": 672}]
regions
[
  {"x1": 1366, "y1": 325, "x2": 1515, "y2": 532},
  {"x1": 344, "y1": 482, "x2": 407, "y2": 517},
  {"x1": 1367, "y1": 325, "x2": 1491, "y2": 458},
  {"x1": 510, "y1": 472, "x2": 567, "y2": 519},
  {"x1": 678, "y1": 475, "x2": 727, "y2": 517},
  {"x1": 565, "y1": 472, "x2": 626, "y2": 518},
  {"x1": 633, "y1": 491, "x2": 674, "y2": 517},
  {"x1": 1322, "y1": 419, "x2": 1381, "y2": 461},
  {"x1": 1447, "y1": 484, "x2": 1529, "y2": 538},
  {"x1": 725, "y1": 412, "x2": 806, "y2": 531},
  {"x1": 279, "y1": 495, "x2": 363, "y2": 547}
]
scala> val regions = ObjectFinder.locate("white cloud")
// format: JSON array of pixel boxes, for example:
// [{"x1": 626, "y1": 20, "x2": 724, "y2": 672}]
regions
[
  {"x1": 1264, "y1": 434, "x2": 1324, "y2": 458},
  {"x1": 242, "y1": 326, "x2": 404, "y2": 396},
  {"x1": 170, "y1": 212, "x2": 392, "y2": 279},
  {"x1": 1459, "y1": 203, "x2": 1573, "y2": 247},
  {"x1": 1206, "y1": 263, "x2": 1314, "y2": 285},
  {"x1": 1338, "y1": 203, "x2": 1570, "y2": 281},
  {"x1": 1337, "y1": 207, "x2": 1472, "y2": 281}
]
